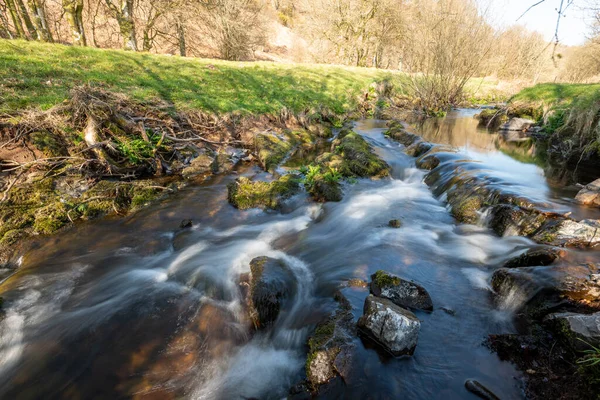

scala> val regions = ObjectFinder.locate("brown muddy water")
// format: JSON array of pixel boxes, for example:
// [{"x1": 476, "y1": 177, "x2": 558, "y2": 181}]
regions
[{"x1": 0, "y1": 110, "x2": 597, "y2": 399}]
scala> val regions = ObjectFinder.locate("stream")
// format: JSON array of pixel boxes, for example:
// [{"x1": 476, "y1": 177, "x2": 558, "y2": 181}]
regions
[{"x1": 0, "y1": 110, "x2": 597, "y2": 399}]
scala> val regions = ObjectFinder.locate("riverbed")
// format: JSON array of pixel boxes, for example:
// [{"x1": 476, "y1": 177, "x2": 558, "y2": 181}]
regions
[{"x1": 0, "y1": 110, "x2": 597, "y2": 399}]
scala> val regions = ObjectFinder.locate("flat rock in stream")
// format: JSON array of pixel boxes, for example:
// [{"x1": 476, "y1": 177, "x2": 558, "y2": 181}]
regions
[
  {"x1": 500, "y1": 117, "x2": 536, "y2": 132},
  {"x1": 502, "y1": 247, "x2": 565, "y2": 268},
  {"x1": 575, "y1": 178, "x2": 600, "y2": 207},
  {"x1": 532, "y1": 219, "x2": 600, "y2": 248},
  {"x1": 246, "y1": 256, "x2": 297, "y2": 329},
  {"x1": 370, "y1": 270, "x2": 433, "y2": 311},
  {"x1": 491, "y1": 263, "x2": 600, "y2": 318},
  {"x1": 357, "y1": 295, "x2": 420, "y2": 356}
]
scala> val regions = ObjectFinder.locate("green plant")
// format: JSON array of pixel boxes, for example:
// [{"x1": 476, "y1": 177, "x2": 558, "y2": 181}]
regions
[
  {"x1": 302, "y1": 165, "x2": 321, "y2": 187},
  {"x1": 577, "y1": 339, "x2": 600, "y2": 367},
  {"x1": 322, "y1": 168, "x2": 342, "y2": 184}
]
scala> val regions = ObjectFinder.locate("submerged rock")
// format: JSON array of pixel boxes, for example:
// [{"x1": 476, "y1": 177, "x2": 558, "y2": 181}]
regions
[
  {"x1": 179, "y1": 219, "x2": 193, "y2": 229},
  {"x1": 575, "y1": 178, "x2": 600, "y2": 207},
  {"x1": 357, "y1": 295, "x2": 420, "y2": 356},
  {"x1": 503, "y1": 247, "x2": 565, "y2": 268},
  {"x1": 247, "y1": 256, "x2": 297, "y2": 329},
  {"x1": 464, "y1": 379, "x2": 500, "y2": 400},
  {"x1": 500, "y1": 117, "x2": 536, "y2": 132},
  {"x1": 370, "y1": 270, "x2": 433, "y2": 311},
  {"x1": 388, "y1": 219, "x2": 402, "y2": 228}
]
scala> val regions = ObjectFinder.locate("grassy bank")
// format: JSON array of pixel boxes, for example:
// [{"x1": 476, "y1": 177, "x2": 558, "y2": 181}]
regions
[
  {"x1": 507, "y1": 83, "x2": 600, "y2": 184},
  {"x1": 0, "y1": 40, "x2": 404, "y2": 115}
]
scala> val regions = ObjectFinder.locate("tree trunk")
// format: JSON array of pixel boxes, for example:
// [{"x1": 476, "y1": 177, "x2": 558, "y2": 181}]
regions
[
  {"x1": 14, "y1": 0, "x2": 36, "y2": 38},
  {"x1": 111, "y1": 0, "x2": 137, "y2": 51},
  {"x1": 176, "y1": 17, "x2": 186, "y2": 57},
  {"x1": 6, "y1": 0, "x2": 26, "y2": 39},
  {"x1": 27, "y1": 0, "x2": 53, "y2": 41},
  {"x1": 63, "y1": 0, "x2": 86, "y2": 46},
  {"x1": 0, "y1": 8, "x2": 15, "y2": 39}
]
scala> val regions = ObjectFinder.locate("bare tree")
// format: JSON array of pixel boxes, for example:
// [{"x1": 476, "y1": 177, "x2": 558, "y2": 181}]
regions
[{"x1": 5, "y1": 0, "x2": 27, "y2": 39}]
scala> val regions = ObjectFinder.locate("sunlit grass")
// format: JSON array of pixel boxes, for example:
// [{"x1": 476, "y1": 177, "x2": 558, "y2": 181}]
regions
[{"x1": 0, "y1": 39, "x2": 407, "y2": 114}]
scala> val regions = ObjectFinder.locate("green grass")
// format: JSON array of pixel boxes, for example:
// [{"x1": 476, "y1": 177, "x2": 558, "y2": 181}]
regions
[
  {"x1": 0, "y1": 39, "x2": 405, "y2": 114},
  {"x1": 511, "y1": 83, "x2": 600, "y2": 106}
]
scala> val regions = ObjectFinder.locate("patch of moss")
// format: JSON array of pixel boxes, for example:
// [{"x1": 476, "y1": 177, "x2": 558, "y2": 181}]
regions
[
  {"x1": 227, "y1": 175, "x2": 300, "y2": 210},
  {"x1": 0, "y1": 229, "x2": 26, "y2": 246},
  {"x1": 372, "y1": 270, "x2": 401, "y2": 288},
  {"x1": 130, "y1": 187, "x2": 160, "y2": 209},
  {"x1": 255, "y1": 133, "x2": 293, "y2": 172},
  {"x1": 33, "y1": 202, "x2": 69, "y2": 234},
  {"x1": 335, "y1": 132, "x2": 389, "y2": 178},
  {"x1": 450, "y1": 195, "x2": 483, "y2": 224},
  {"x1": 30, "y1": 131, "x2": 68, "y2": 157}
]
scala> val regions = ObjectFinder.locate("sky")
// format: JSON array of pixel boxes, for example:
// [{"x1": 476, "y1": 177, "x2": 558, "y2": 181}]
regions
[{"x1": 483, "y1": 0, "x2": 595, "y2": 46}]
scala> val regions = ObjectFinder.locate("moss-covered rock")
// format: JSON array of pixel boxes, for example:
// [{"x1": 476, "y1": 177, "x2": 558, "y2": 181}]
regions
[
  {"x1": 334, "y1": 132, "x2": 389, "y2": 178},
  {"x1": 306, "y1": 291, "x2": 354, "y2": 391},
  {"x1": 255, "y1": 132, "x2": 293, "y2": 172},
  {"x1": 308, "y1": 176, "x2": 343, "y2": 202},
  {"x1": 227, "y1": 175, "x2": 300, "y2": 210},
  {"x1": 388, "y1": 219, "x2": 402, "y2": 228},
  {"x1": 475, "y1": 109, "x2": 508, "y2": 129},
  {"x1": 370, "y1": 270, "x2": 433, "y2": 311},
  {"x1": 33, "y1": 202, "x2": 69, "y2": 234}
]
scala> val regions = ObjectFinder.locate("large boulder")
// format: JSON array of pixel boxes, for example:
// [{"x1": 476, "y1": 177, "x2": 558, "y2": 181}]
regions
[
  {"x1": 500, "y1": 118, "x2": 536, "y2": 132},
  {"x1": 575, "y1": 178, "x2": 600, "y2": 207},
  {"x1": 488, "y1": 204, "x2": 548, "y2": 237},
  {"x1": 491, "y1": 263, "x2": 600, "y2": 318},
  {"x1": 357, "y1": 295, "x2": 420, "y2": 356},
  {"x1": 370, "y1": 270, "x2": 433, "y2": 311},
  {"x1": 545, "y1": 311, "x2": 600, "y2": 350},
  {"x1": 247, "y1": 256, "x2": 297, "y2": 329}
]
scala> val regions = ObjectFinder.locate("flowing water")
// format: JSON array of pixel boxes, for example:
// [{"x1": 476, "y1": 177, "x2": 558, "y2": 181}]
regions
[{"x1": 0, "y1": 110, "x2": 598, "y2": 399}]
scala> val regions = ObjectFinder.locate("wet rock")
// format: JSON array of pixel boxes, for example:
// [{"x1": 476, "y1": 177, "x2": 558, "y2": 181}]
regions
[
  {"x1": 306, "y1": 291, "x2": 354, "y2": 390},
  {"x1": 384, "y1": 125, "x2": 421, "y2": 146},
  {"x1": 415, "y1": 153, "x2": 441, "y2": 170},
  {"x1": 532, "y1": 219, "x2": 600, "y2": 248},
  {"x1": 405, "y1": 141, "x2": 433, "y2": 157},
  {"x1": 179, "y1": 219, "x2": 193, "y2": 229},
  {"x1": 308, "y1": 177, "x2": 343, "y2": 202},
  {"x1": 227, "y1": 175, "x2": 300, "y2": 210},
  {"x1": 464, "y1": 379, "x2": 500, "y2": 400},
  {"x1": 503, "y1": 247, "x2": 565, "y2": 268},
  {"x1": 388, "y1": 219, "x2": 402, "y2": 228},
  {"x1": 334, "y1": 131, "x2": 390, "y2": 178},
  {"x1": 575, "y1": 178, "x2": 600, "y2": 207},
  {"x1": 545, "y1": 311, "x2": 600, "y2": 349},
  {"x1": 255, "y1": 132, "x2": 293, "y2": 172},
  {"x1": 357, "y1": 295, "x2": 420, "y2": 356},
  {"x1": 500, "y1": 117, "x2": 536, "y2": 132},
  {"x1": 247, "y1": 256, "x2": 297, "y2": 329},
  {"x1": 212, "y1": 152, "x2": 236, "y2": 174},
  {"x1": 441, "y1": 307, "x2": 456, "y2": 316},
  {"x1": 489, "y1": 204, "x2": 548, "y2": 237},
  {"x1": 476, "y1": 109, "x2": 508, "y2": 129},
  {"x1": 182, "y1": 152, "x2": 214, "y2": 179},
  {"x1": 447, "y1": 188, "x2": 486, "y2": 225},
  {"x1": 370, "y1": 270, "x2": 433, "y2": 311},
  {"x1": 491, "y1": 264, "x2": 600, "y2": 318},
  {"x1": 288, "y1": 383, "x2": 311, "y2": 400}
]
